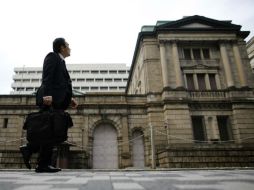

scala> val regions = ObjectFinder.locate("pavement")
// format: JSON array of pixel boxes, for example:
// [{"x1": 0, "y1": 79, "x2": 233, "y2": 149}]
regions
[{"x1": 0, "y1": 169, "x2": 253, "y2": 190}]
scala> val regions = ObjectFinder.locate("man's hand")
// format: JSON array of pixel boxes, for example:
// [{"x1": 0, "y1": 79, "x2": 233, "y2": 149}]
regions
[
  {"x1": 71, "y1": 98, "x2": 78, "y2": 108},
  {"x1": 43, "y1": 96, "x2": 53, "y2": 106}
]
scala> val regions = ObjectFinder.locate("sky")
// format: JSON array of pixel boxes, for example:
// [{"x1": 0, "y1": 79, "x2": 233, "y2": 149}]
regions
[{"x1": 0, "y1": 0, "x2": 253, "y2": 94}]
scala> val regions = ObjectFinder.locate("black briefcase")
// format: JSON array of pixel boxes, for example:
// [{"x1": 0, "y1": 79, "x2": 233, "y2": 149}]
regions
[{"x1": 23, "y1": 110, "x2": 73, "y2": 144}]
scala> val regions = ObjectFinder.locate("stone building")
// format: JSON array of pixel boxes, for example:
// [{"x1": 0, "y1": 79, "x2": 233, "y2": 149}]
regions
[
  {"x1": 247, "y1": 36, "x2": 254, "y2": 72},
  {"x1": 1, "y1": 15, "x2": 254, "y2": 169}
]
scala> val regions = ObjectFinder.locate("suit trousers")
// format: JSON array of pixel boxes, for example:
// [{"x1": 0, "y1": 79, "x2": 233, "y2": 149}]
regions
[{"x1": 26, "y1": 142, "x2": 54, "y2": 167}]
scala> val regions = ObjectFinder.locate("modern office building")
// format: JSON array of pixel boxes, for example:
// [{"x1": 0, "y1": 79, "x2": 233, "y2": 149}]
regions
[
  {"x1": 11, "y1": 64, "x2": 130, "y2": 94},
  {"x1": 247, "y1": 36, "x2": 254, "y2": 72},
  {"x1": 1, "y1": 15, "x2": 254, "y2": 169}
]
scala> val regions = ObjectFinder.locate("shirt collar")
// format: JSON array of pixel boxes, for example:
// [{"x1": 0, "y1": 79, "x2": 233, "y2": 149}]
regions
[{"x1": 58, "y1": 53, "x2": 65, "y2": 61}]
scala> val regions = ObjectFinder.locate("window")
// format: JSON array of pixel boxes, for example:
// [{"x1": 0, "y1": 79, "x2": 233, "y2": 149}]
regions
[
  {"x1": 100, "y1": 87, "x2": 108, "y2": 90},
  {"x1": 3, "y1": 118, "x2": 8, "y2": 128},
  {"x1": 197, "y1": 74, "x2": 206, "y2": 90},
  {"x1": 91, "y1": 70, "x2": 99, "y2": 74},
  {"x1": 109, "y1": 70, "x2": 117, "y2": 74},
  {"x1": 77, "y1": 78, "x2": 85, "y2": 82},
  {"x1": 114, "y1": 78, "x2": 122, "y2": 82},
  {"x1": 100, "y1": 70, "x2": 108, "y2": 74},
  {"x1": 183, "y1": 49, "x2": 191, "y2": 59},
  {"x1": 193, "y1": 49, "x2": 201, "y2": 59},
  {"x1": 105, "y1": 78, "x2": 112, "y2": 82},
  {"x1": 186, "y1": 74, "x2": 195, "y2": 90},
  {"x1": 95, "y1": 78, "x2": 103, "y2": 82},
  {"x1": 191, "y1": 116, "x2": 207, "y2": 143},
  {"x1": 209, "y1": 74, "x2": 217, "y2": 90},
  {"x1": 81, "y1": 87, "x2": 89, "y2": 90},
  {"x1": 86, "y1": 78, "x2": 94, "y2": 82},
  {"x1": 109, "y1": 86, "x2": 117, "y2": 90},
  {"x1": 26, "y1": 87, "x2": 33, "y2": 91},
  {"x1": 118, "y1": 70, "x2": 126, "y2": 74},
  {"x1": 217, "y1": 116, "x2": 233, "y2": 142},
  {"x1": 183, "y1": 48, "x2": 210, "y2": 60},
  {"x1": 91, "y1": 87, "x2": 98, "y2": 90},
  {"x1": 82, "y1": 70, "x2": 89, "y2": 73},
  {"x1": 202, "y1": 49, "x2": 210, "y2": 59}
]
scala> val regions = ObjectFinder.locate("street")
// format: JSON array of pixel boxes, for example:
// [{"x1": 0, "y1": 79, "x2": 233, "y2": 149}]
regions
[{"x1": 0, "y1": 169, "x2": 253, "y2": 190}]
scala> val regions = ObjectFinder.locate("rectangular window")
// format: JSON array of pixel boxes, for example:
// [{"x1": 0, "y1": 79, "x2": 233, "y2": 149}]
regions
[
  {"x1": 183, "y1": 49, "x2": 191, "y2": 59},
  {"x1": 191, "y1": 116, "x2": 206, "y2": 143},
  {"x1": 193, "y1": 49, "x2": 201, "y2": 59},
  {"x1": 100, "y1": 70, "x2": 108, "y2": 74},
  {"x1": 105, "y1": 78, "x2": 112, "y2": 82},
  {"x1": 118, "y1": 70, "x2": 126, "y2": 74},
  {"x1": 197, "y1": 74, "x2": 206, "y2": 90},
  {"x1": 3, "y1": 118, "x2": 8, "y2": 128},
  {"x1": 186, "y1": 74, "x2": 195, "y2": 90},
  {"x1": 202, "y1": 49, "x2": 210, "y2": 59},
  {"x1": 81, "y1": 87, "x2": 89, "y2": 90},
  {"x1": 217, "y1": 116, "x2": 233, "y2": 142},
  {"x1": 114, "y1": 78, "x2": 122, "y2": 82},
  {"x1": 209, "y1": 74, "x2": 217, "y2": 90}
]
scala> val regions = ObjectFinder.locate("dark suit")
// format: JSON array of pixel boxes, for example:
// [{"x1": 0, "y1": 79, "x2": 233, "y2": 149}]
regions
[
  {"x1": 36, "y1": 52, "x2": 72, "y2": 110},
  {"x1": 29, "y1": 52, "x2": 73, "y2": 168}
]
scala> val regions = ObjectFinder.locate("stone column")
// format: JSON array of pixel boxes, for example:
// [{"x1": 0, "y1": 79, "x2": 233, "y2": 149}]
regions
[
  {"x1": 215, "y1": 74, "x2": 221, "y2": 89},
  {"x1": 172, "y1": 41, "x2": 184, "y2": 88},
  {"x1": 193, "y1": 74, "x2": 199, "y2": 90},
  {"x1": 232, "y1": 42, "x2": 247, "y2": 87},
  {"x1": 159, "y1": 42, "x2": 170, "y2": 88},
  {"x1": 205, "y1": 74, "x2": 211, "y2": 90},
  {"x1": 121, "y1": 116, "x2": 131, "y2": 168},
  {"x1": 219, "y1": 42, "x2": 234, "y2": 88}
]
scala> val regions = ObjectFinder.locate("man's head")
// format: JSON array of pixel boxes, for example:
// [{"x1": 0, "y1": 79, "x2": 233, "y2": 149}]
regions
[{"x1": 53, "y1": 38, "x2": 71, "y2": 58}]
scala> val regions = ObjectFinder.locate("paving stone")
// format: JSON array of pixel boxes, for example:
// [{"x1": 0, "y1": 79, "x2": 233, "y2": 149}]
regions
[{"x1": 0, "y1": 169, "x2": 253, "y2": 190}]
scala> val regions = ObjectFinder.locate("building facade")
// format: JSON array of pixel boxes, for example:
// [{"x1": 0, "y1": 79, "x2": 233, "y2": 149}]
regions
[
  {"x1": 11, "y1": 64, "x2": 130, "y2": 94},
  {"x1": 247, "y1": 36, "x2": 254, "y2": 72},
  {"x1": 1, "y1": 15, "x2": 254, "y2": 169}
]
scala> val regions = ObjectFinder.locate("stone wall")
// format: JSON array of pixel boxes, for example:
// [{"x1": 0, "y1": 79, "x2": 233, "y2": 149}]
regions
[{"x1": 157, "y1": 145, "x2": 254, "y2": 168}]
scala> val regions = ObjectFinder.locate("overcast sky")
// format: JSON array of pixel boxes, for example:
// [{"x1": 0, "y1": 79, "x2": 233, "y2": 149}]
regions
[{"x1": 0, "y1": 0, "x2": 253, "y2": 94}]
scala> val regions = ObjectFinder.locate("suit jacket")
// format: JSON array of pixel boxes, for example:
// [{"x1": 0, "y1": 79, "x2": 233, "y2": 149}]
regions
[{"x1": 36, "y1": 52, "x2": 73, "y2": 110}]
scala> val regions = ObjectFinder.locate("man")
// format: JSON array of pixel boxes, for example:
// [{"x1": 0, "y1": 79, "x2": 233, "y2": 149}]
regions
[{"x1": 20, "y1": 38, "x2": 78, "y2": 173}]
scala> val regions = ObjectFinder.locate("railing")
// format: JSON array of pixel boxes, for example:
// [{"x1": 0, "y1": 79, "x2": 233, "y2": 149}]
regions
[{"x1": 188, "y1": 90, "x2": 227, "y2": 100}]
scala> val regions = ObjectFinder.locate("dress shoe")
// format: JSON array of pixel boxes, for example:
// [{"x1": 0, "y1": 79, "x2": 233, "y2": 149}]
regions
[
  {"x1": 20, "y1": 145, "x2": 32, "y2": 169},
  {"x1": 35, "y1": 165, "x2": 62, "y2": 173}
]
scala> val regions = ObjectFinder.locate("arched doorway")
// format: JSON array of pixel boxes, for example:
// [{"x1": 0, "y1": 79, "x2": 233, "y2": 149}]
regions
[
  {"x1": 92, "y1": 124, "x2": 118, "y2": 169},
  {"x1": 132, "y1": 130, "x2": 145, "y2": 168}
]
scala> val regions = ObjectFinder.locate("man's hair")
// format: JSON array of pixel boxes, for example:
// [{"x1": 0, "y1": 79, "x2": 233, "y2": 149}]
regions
[{"x1": 53, "y1": 38, "x2": 66, "y2": 53}]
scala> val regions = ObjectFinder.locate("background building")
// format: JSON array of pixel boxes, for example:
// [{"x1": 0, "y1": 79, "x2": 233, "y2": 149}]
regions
[
  {"x1": 11, "y1": 64, "x2": 130, "y2": 94},
  {"x1": 247, "y1": 36, "x2": 254, "y2": 72},
  {"x1": 1, "y1": 15, "x2": 254, "y2": 169}
]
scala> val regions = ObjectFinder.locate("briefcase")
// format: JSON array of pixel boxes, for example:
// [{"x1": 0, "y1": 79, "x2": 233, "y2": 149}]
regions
[{"x1": 23, "y1": 110, "x2": 73, "y2": 144}]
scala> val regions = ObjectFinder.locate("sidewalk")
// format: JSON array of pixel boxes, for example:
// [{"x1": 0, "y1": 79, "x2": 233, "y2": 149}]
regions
[{"x1": 0, "y1": 169, "x2": 253, "y2": 190}]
